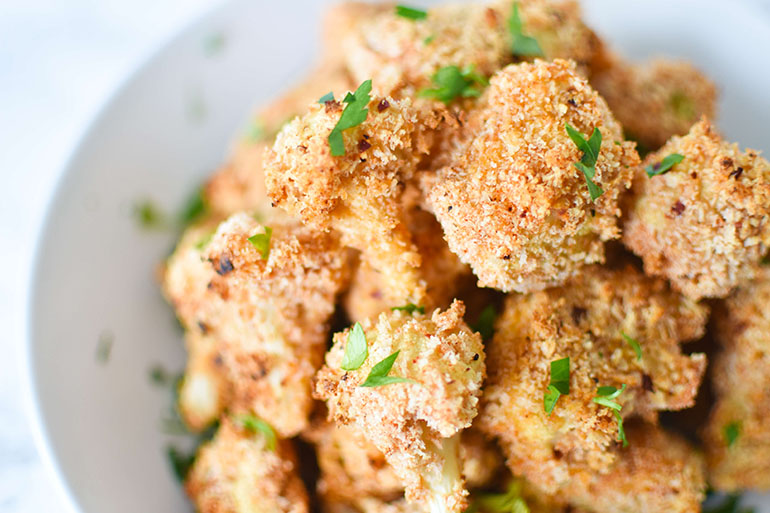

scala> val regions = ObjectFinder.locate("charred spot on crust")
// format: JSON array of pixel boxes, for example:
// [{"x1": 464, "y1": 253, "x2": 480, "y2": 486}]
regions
[
  {"x1": 671, "y1": 201, "x2": 686, "y2": 216},
  {"x1": 571, "y1": 306, "x2": 587, "y2": 324},
  {"x1": 721, "y1": 157, "x2": 734, "y2": 170},
  {"x1": 729, "y1": 167, "x2": 744, "y2": 179},
  {"x1": 567, "y1": 98, "x2": 577, "y2": 107},
  {"x1": 642, "y1": 373, "x2": 655, "y2": 392},
  {"x1": 197, "y1": 321, "x2": 209, "y2": 334},
  {"x1": 214, "y1": 255, "x2": 234, "y2": 275},
  {"x1": 358, "y1": 138, "x2": 372, "y2": 152},
  {"x1": 377, "y1": 99, "x2": 390, "y2": 112},
  {"x1": 472, "y1": 353, "x2": 480, "y2": 361}
]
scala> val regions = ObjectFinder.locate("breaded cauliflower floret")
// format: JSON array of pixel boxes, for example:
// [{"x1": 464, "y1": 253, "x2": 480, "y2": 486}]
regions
[
  {"x1": 186, "y1": 418, "x2": 309, "y2": 513},
  {"x1": 344, "y1": 202, "x2": 471, "y2": 322},
  {"x1": 622, "y1": 118, "x2": 770, "y2": 300},
  {"x1": 266, "y1": 93, "x2": 429, "y2": 305},
  {"x1": 426, "y1": 60, "x2": 639, "y2": 293},
  {"x1": 342, "y1": 0, "x2": 600, "y2": 95},
  {"x1": 205, "y1": 139, "x2": 269, "y2": 218},
  {"x1": 179, "y1": 330, "x2": 231, "y2": 431},
  {"x1": 557, "y1": 423, "x2": 706, "y2": 513},
  {"x1": 306, "y1": 419, "x2": 502, "y2": 504},
  {"x1": 479, "y1": 265, "x2": 707, "y2": 493},
  {"x1": 592, "y1": 57, "x2": 717, "y2": 151},
  {"x1": 314, "y1": 301, "x2": 485, "y2": 513},
  {"x1": 702, "y1": 268, "x2": 770, "y2": 490},
  {"x1": 164, "y1": 211, "x2": 350, "y2": 436}
]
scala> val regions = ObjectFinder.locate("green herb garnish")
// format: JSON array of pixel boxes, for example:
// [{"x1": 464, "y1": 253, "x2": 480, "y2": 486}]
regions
[
  {"x1": 645, "y1": 153, "x2": 685, "y2": 177},
  {"x1": 203, "y1": 32, "x2": 226, "y2": 57},
  {"x1": 236, "y1": 414, "x2": 277, "y2": 451},
  {"x1": 424, "y1": 34, "x2": 435, "y2": 45},
  {"x1": 167, "y1": 446, "x2": 195, "y2": 482},
  {"x1": 248, "y1": 226, "x2": 272, "y2": 260},
  {"x1": 621, "y1": 332, "x2": 642, "y2": 361},
  {"x1": 544, "y1": 357, "x2": 570, "y2": 415},
  {"x1": 724, "y1": 421, "x2": 741, "y2": 448},
  {"x1": 342, "y1": 322, "x2": 368, "y2": 371},
  {"x1": 418, "y1": 65, "x2": 488, "y2": 104},
  {"x1": 245, "y1": 118, "x2": 265, "y2": 142},
  {"x1": 134, "y1": 200, "x2": 167, "y2": 229},
  {"x1": 180, "y1": 187, "x2": 208, "y2": 227},
  {"x1": 361, "y1": 351, "x2": 414, "y2": 387},
  {"x1": 473, "y1": 480, "x2": 530, "y2": 513},
  {"x1": 395, "y1": 5, "x2": 427, "y2": 20},
  {"x1": 318, "y1": 91, "x2": 334, "y2": 104},
  {"x1": 508, "y1": 2, "x2": 543, "y2": 57},
  {"x1": 703, "y1": 493, "x2": 755, "y2": 513},
  {"x1": 670, "y1": 91, "x2": 696, "y2": 121},
  {"x1": 391, "y1": 303, "x2": 425, "y2": 315},
  {"x1": 593, "y1": 384, "x2": 628, "y2": 447},
  {"x1": 95, "y1": 331, "x2": 114, "y2": 364},
  {"x1": 329, "y1": 79, "x2": 373, "y2": 156},
  {"x1": 565, "y1": 123, "x2": 604, "y2": 201},
  {"x1": 472, "y1": 305, "x2": 497, "y2": 341}
]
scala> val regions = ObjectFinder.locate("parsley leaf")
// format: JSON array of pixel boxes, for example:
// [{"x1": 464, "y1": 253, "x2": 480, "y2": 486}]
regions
[
  {"x1": 724, "y1": 421, "x2": 741, "y2": 448},
  {"x1": 134, "y1": 200, "x2": 167, "y2": 230},
  {"x1": 418, "y1": 65, "x2": 488, "y2": 104},
  {"x1": 472, "y1": 305, "x2": 497, "y2": 341},
  {"x1": 329, "y1": 79, "x2": 373, "y2": 156},
  {"x1": 703, "y1": 493, "x2": 755, "y2": 513},
  {"x1": 360, "y1": 351, "x2": 414, "y2": 387},
  {"x1": 508, "y1": 2, "x2": 543, "y2": 57},
  {"x1": 566, "y1": 123, "x2": 604, "y2": 201},
  {"x1": 180, "y1": 186, "x2": 209, "y2": 227},
  {"x1": 95, "y1": 331, "x2": 114, "y2": 365},
  {"x1": 395, "y1": 5, "x2": 427, "y2": 20},
  {"x1": 391, "y1": 303, "x2": 425, "y2": 315},
  {"x1": 544, "y1": 357, "x2": 570, "y2": 415},
  {"x1": 248, "y1": 226, "x2": 272, "y2": 260},
  {"x1": 236, "y1": 414, "x2": 277, "y2": 451},
  {"x1": 621, "y1": 332, "x2": 642, "y2": 361},
  {"x1": 593, "y1": 384, "x2": 628, "y2": 447},
  {"x1": 167, "y1": 446, "x2": 195, "y2": 482},
  {"x1": 474, "y1": 480, "x2": 530, "y2": 513},
  {"x1": 646, "y1": 153, "x2": 685, "y2": 177},
  {"x1": 244, "y1": 118, "x2": 265, "y2": 142},
  {"x1": 342, "y1": 322, "x2": 368, "y2": 371},
  {"x1": 318, "y1": 91, "x2": 334, "y2": 104},
  {"x1": 424, "y1": 34, "x2": 435, "y2": 45}
]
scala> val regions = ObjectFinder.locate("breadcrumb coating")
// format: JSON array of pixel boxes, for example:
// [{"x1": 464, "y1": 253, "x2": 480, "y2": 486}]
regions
[
  {"x1": 205, "y1": 139, "x2": 269, "y2": 218},
  {"x1": 314, "y1": 301, "x2": 485, "y2": 512},
  {"x1": 426, "y1": 60, "x2": 639, "y2": 292},
  {"x1": 306, "y1": 418, "x2": 502, "y2": 505},
  {"x1": 179, "y1": 330, "x2": 231, "y2": 432},
  {"x1": 341, "y1": 0, "x2": 600, "y2": 96},
  {"x1": 479, "y1": 265, "x2": 707, "y2": 493},
  {"x1": 266, "y1": 93, "x2": 430, "y2": 305},
  {"x1": 622, "y1": 118, "x2": 770, "y2": 300},
  {"x1": 592, "y1": 57, "x2": 717, "y2": 150},
  {"x1": 556, "y1": 423, "x2": 706, "y2": 513},
  {"x1": 703, "y1": 268, "x2": 770, "y2": 490},
  {"x1": 186, "y1": 418, "x2": 309, "y2": 513},
  {"x1": 164, "y1": 211, "x2": 350, "y2": 436}
]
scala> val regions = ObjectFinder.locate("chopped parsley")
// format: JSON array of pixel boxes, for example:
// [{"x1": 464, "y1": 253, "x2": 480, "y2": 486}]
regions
[
  {"x1": 194, "y1": 229, "x2": 215, "y2": 251},
  {"x1": 395, "y1": 5, "x2": 427, "y2": 20},
  {"x1": 670, "y1": 91, "x2": 696, "y2": 121},
  {"x1": 762, "y1": 254, "x2": 770, "y2": 266},
  {"x1": 621, "y1": 332, "x2": 642, "y2": 361},
  {"x1": 318, "y1": 91, "x2": 334, "y2": 104},
  {"x1": 167, "y1": 446, "x2": 195, "y2": 482},
  {"x1": 508, "y1": 2, "x2": 543, "y2": 57},
  {"x1": 179, "y1": 186, "x2": 209, "y2": 227},
  {"x1": 360, "y1": 351, "x2": 414, "y2": 387},
  {"x1": 245, "y1": 118, "x2": 265, "y2": 142},
  {"x1": 134, "y1": 200, "x2": 167, "y2": 230},
  {"x1": 473, "y1": 480, "x2": 529, "y2": 513},
  {"x1": 544, "y1": 357, "x2": 570, "y2": 415},
  {"x1": 248, "y1": 226, "x2": 272, "y2": 260},
  {"x1": 203, "y1": 32, "x2": 226, "y2": 57},
  {"x1": 724, "y1": 421, "x2": 741, "y2": 448},
  {"x1": 565, "y1": 123, "x2": 604, "y2": 201},
  {"x1": 645, "y1": 153, "x2": 685, "y2": 177},
  {"x1": 236, "y1": 414, "x2": 277, "y2": 451},
  {"x1": 424, "y1": 34, "x2": 435, "y2": 45},
  {"x1": 95, "y1": 331, "x2": 114, "y2": 364},
  {"x1": 418, "y1": 65, "x2": 488, "y2": 104},
  {"x1": 593, "y1": 384, "x2": 628, "y2": 447},
  {"x1": 149, "y1": 364, "x2": 175, "y2": 387},
  {"x1": 472, "y1": 304, "x2": 497, "y2": 341},
  {"x1": 342, "y1": 322, "x2": 368, "y2": 371},
  {"x1": 328, "y1": 79, "x2": 373, "y2": 156},
  {"x1": 391, "y1": 303, "x2": 425, "y2": 315},
  {"x1": 703, "y1": 493, "x2": 755, "y2": 513}
]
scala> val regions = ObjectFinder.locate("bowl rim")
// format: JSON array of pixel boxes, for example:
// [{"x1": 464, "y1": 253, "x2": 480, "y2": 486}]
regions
[{"x1": 20, "y1": 1, "x2": 228, "y2": 510}]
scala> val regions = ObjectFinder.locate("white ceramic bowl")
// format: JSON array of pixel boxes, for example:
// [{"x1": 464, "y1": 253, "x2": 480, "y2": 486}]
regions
[{"x1": 24, "y1": 0, "x2": 770, "y2": 512}]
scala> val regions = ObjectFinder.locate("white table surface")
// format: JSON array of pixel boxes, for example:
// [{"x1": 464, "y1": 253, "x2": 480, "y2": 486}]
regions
[{"x1": 2, "y1": 1, "x2": 770, "y2": 512}]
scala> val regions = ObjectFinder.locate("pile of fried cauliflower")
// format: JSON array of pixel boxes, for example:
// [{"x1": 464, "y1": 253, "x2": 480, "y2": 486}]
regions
[{"x1": 160, "y1": 1, "x2": 770, "y2": 512}]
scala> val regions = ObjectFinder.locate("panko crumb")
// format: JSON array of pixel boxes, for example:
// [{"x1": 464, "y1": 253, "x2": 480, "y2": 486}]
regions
[
  {"x1": 164, "y1": 211, "x2": 350, "y2": 437},
  {"x1": 702, "y1": 268, "x2": 770, "y2": 490},
  {"x1": 622, "y1": 118, "x2": 770, "y2": 300},
  {"x1": 186, "y1": 418, "x2": 309, "y2": 513},
  {"x1": 480, "y1": 265, "x2": 707, "y2": 493},
  {"x1": 426, "y1": 59, "x2": 639, "y2": 293},
  {"x1": 266, "y1": 92, "x2": 429, "y2": 305},
  {"x1": 205, "y1": 139, "x2": 269, "y2": 218},
  {"x1": 314, "y1": 301, "x2": 485, "y2": 512},
  {"x1": 592, "y1": 56, "x2": 717, "y2": 151}
]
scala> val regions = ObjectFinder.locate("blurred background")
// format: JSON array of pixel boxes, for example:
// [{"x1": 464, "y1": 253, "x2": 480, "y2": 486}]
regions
[{"x1": 2, "y1": 0, "x2": 770, "y2": 512}]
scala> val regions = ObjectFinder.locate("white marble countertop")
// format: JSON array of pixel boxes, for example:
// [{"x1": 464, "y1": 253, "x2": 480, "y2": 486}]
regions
[{"x1": 2, "y1": 1, "x2": 770, "y2": 512}]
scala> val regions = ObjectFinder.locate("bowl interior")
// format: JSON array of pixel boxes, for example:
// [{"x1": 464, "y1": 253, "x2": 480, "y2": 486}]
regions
[{"x1": 26, "y1": 0, "x2": 770, "y2": 512}]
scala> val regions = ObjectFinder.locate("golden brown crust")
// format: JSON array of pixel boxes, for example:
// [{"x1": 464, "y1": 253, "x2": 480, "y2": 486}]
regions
[
  {"x1": 186, "y1": 418, "x2": 309, "y2": 513},
  {"x1": 426, "y1": 59, "x2": 639, "y2": 292},
  {"x1": 622, "y1": 118, "x2": 770, "y2": 300},
  {"x1": 592, "y1": 57, "x2": 717, "y2": 150},
  {"x1": 479, "y1": 265, "x2": 707, "y2": 493},
  {"x1": 703, "y1": 268, "x2": 770, "y2": 490},
  {"x1": 205, "y1": 140, "x2": 269, "y2": 218},
  {"x1": 314, "y1": 302, "x2": 485, "y2": 511}
]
